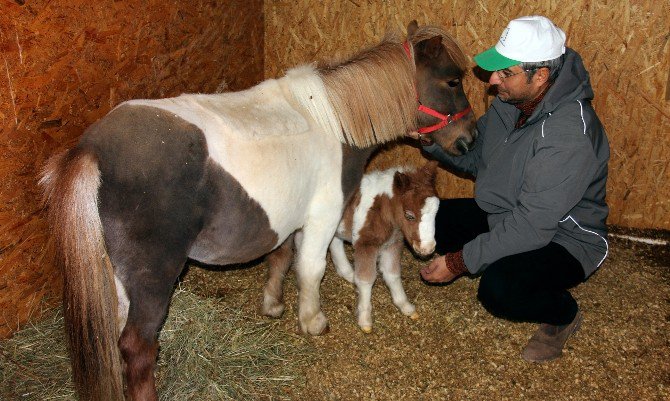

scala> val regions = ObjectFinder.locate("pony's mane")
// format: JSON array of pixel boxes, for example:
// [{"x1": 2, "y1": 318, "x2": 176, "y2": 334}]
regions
[
  {"x1": 408, "y1": 25, "x2": 469, "y2": 73},
  {"x1": 307, "y1": 26, "x2": 468, "y2": 148},
  {"x1": 318, "y1": 33, "x2": 416, "y2": 148}
]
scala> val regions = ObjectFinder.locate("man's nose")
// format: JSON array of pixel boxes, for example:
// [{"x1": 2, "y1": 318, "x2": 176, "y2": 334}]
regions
[{"x1": 489, "y1": 71, "x2": 502, "y2": 85}]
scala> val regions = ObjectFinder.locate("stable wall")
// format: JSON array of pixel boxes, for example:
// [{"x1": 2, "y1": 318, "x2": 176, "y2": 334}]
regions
[
  {"x1": 0, "y1": 0, "x2": 264, "y2": 338},
  {"x1": 1, "y1": 0, "x2": 668, "y2": 338},
  {"x1": 265, "y1": 0, "x2": 670, "y2": 229}
]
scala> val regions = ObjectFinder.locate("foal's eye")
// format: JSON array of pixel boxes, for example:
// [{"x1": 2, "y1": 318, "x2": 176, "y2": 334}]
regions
[
  {"x1": 447, "y1": 79, "x2": 460, "y2": 87},
  {"x1": 404, "y1": 211, "x2": 416, "y2": 221}
]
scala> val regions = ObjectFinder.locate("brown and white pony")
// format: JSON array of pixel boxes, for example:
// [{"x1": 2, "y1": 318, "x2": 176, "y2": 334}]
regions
[
  {"x1": 263, "y1": 161, "x2": 439, "y2": 333},
  {"x1": 40, "y1": 21, "x2": 474, "y2": 401}
]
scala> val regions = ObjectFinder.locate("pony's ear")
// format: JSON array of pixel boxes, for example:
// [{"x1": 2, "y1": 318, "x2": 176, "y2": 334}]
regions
[
  {"x1": 423, "y1": 36, "x2": 444, "y2": 59},
  {"x1": 407, "y1": 20, "x2": 419, "y2": 38},
  {"x1": 393, "y1": 171, "x2": 411, "y2": 192}
]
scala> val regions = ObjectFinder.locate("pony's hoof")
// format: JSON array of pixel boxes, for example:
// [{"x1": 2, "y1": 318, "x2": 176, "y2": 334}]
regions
[
  {"x1": 410, "y1": 312, "x2": 420, "y2": 320},
  {"x1": 301, "y1": 312, "x2": 329, "y2": 335},
  {"x1": 360, "y1": 326, "x2": 373, "y2": 333},
  {"x1": 261, "y1": 299, "x2": 285, "y2": 318}
]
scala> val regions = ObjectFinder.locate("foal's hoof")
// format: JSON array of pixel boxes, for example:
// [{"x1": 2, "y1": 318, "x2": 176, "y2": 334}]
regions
[
  {"x1": 360, "y1": 325, "x2": 373, "y2": 334},
  {"x1": 410, "y1": 312, "x2": 420, "y2": 320}
]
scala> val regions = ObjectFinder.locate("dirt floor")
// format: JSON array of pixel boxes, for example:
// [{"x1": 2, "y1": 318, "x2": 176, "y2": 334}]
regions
[{"x1": 182, "y1": 227, "x2": 670, "y2": 401}]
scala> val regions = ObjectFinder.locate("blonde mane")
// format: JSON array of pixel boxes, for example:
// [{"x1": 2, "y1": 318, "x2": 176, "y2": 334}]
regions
[
  {"x1": 317, "y1": 33, "x2": 415, "y2": 147},
  {"x1": 314, "y1": 26, "x2": 467, "y2": 148}
]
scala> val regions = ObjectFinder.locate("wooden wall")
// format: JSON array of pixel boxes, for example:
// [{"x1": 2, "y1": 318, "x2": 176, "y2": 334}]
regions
[
  {"x1": 1, "y1": 0, "x2": 668, "y2": 337},
  {"x1": 265, "y1": 0, "x2": 670, "y2": 229},
  {"x1": 0, "y1": 0, "x2": 264, "y2": 338}
]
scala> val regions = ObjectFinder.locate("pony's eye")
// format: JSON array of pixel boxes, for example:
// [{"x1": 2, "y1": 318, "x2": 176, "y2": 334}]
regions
[
  {"x1": 447, "y1": 79, "x2": 460, "y2": 87},
  {"x1": 404, "y1": 211, "x2": 416, "y2": 221}
]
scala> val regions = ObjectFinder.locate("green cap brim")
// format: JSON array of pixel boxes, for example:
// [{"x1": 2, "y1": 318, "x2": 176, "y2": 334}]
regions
[{"x1": 473, "y1": 47, "x2": 520, "y2": 71}]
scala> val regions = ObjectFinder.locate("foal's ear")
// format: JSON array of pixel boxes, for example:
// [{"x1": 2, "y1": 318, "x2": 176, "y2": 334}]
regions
[
  {"x1": 422, "y1": 160, "x2": 439, "y2": 178},
  {"x1": 422, "y1": 36, "x2": 444, "y2": 59},
  {"x1": 393, "y1": 171, "x2": 411, "y2": 191},
  {"x1": 407, "y1": 20, "x2": 419, "y2": 38}
]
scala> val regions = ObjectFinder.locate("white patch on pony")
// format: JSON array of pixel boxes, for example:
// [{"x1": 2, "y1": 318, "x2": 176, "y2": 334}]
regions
[
  {"x1": 114, "y1": 275, "x2": 129, "y2": 334},
  {"x1": 287, "y1": 65, "x2": 345, "y2": 144},
  {"x1": 121, "y1": 65, "x2": 346, "y2": 247},
  {"x1": 352, "y1": 168, "x2": 405, "y2": 244},
  {"x1": 418, "y1": 196, "x2": 439, "y2": 252}
]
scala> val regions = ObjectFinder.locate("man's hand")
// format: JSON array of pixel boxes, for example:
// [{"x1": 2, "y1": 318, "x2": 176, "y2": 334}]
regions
[
  {"x1": 406, "y1": 130, "x2": 433, "y2": 146},
  {"x1": 406, "y1": 130, "x2": 420, "y2": 140},
  {"x1": 420, "y1": 250, "x2": 467, "y2": 283}
]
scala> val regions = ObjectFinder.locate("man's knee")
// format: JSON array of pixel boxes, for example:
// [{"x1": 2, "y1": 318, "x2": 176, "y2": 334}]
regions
[{"x1": 477, "y1": 267, "x2": 517, "y2": 318}]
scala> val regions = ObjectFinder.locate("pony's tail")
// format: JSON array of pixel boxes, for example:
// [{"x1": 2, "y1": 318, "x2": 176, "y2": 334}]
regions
[{"x1": 40, "y1": 149, "x2": 124, "y2": 401}]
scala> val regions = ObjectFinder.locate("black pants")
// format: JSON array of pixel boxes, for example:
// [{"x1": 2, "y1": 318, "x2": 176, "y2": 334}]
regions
[{"x1": 435, "y1": 198, "x2": 585, "y2": 326}]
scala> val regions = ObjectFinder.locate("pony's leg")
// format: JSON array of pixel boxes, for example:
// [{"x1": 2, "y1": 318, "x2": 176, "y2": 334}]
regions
[
  {"x1": 329, "y1": 237, "x2": 354, "y2": 283},
  {"x1": 294, "y1": 221, "x2": 338, "y2": 335},
  {"x1": 262, "y1": 234, "x2": 295, "y2": 318},
  {"x1": 353, "y1": 245, "x2": 379, "y2": 333},
  {"x1": 115, "y1": 255, "x2": 186, "y2": 401},
  {"x1": 379, "y1": 240, "x2": 418, "y2": 319}
]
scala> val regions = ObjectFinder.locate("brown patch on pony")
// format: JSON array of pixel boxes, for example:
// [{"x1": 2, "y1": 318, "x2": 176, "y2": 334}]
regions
[
  {"x1": 354, "y1": 194, "x2": 396, "y2": 249},
  {"x1": 119, "y1": 325, "x2": 159, "y2": 401},
  {"x1": 340, "y1": 144, "x2": 377, "y2": 205},
  {"x1": 318, "y1": 34, "x2": 417, "y2": 148},
  {"x1": 262, "y1": 233, "x2": 295, "y2": 318},
  {"x1": 189, "y1": 159, "x2": 279, "y2": 265},
  {"x1": 40, "y1": 149, "x2": 123, "y2": 401}
]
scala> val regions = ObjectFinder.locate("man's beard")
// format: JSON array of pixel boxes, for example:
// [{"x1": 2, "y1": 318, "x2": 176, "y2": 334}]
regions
[{"x1": 497, "y1": 91, "x2": 524, "y2": 104}]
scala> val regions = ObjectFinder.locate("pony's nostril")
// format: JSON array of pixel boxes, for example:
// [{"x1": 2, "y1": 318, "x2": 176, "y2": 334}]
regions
[{"x1": 456, "y1": 137, "x2": 470, "y2": 154}]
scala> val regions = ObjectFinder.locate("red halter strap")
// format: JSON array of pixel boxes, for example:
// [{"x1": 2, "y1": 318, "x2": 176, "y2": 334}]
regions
[
  {"x1": 417, "y1": 105, "x2": 472, "y2": 134},
  {"x1": 402, "y1": 40, "x2": 472, "y2": 136}
]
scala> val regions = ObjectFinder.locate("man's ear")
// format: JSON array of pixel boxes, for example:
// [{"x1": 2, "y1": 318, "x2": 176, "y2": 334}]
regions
[{"x1": 534, "y1": 67, "x2": 551, "y2": 85}]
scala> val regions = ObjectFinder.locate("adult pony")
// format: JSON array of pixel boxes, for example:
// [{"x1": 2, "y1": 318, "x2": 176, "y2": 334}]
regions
[
  {"x1": 263, "y1": 161, "x2": 439, "y2": 333},
  {"x1": 40, "y1": 21, "x2": 474, "y2": 401}
]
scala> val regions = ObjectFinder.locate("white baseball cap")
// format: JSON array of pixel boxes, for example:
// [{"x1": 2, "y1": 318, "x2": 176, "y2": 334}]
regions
[{"x1": 474, "y1": 15, "x2": 566, "y2": 71}]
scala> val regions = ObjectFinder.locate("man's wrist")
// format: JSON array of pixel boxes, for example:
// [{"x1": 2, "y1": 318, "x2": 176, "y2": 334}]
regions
[{"x1": 444, "y1": 249, "x2": 467, "y2": 275}]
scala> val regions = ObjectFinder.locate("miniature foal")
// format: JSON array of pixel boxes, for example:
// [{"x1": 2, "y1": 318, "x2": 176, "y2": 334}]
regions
[{"x1": 263, "y1": 161, "x2": 439, "y2": 332}]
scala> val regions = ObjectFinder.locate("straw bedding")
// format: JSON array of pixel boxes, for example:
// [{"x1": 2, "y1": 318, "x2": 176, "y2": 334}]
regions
[{"x1": 1, "y1": 227, "x2": 668, "y2": 400}]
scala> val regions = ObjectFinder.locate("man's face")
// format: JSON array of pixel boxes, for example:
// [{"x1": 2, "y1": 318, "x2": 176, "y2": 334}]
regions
[{"x1": 488, "y1": 65, "x2": 544, "y2": 104}]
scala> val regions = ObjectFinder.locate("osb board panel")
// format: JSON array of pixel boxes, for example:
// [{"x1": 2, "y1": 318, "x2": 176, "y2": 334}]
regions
[
  {"x1": 265, "y1": 0, "x2": 670, "y2": 230},
  {"x1": 0, "y1": 0, "x2": 264, "y2": 338}
]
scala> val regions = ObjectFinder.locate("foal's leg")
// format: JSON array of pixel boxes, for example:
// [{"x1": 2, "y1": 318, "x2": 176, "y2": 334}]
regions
[
  {"x1": 262, "y1": 234, "x2": 295, "y2": 318},
  {"x1": 353, "y1": 244, "x2": 379, "y2": 333},
  {"x1": 329, "y1": 237, "x2": 355, "y2": 283},
  {"x1": 379, "y1": 240, "x2": 418, "y2": 320},
  {"x1": 294, "y1": 220, "x2": 338, "y2": 335}
]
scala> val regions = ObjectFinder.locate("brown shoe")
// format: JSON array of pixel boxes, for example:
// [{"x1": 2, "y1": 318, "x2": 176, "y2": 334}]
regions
[{"x1": 522, "y1": 311, "x2": 583, "y2": 362}]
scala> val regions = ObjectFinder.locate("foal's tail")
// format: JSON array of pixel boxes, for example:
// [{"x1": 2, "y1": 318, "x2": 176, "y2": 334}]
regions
[{"x1": 40, "y1": 149, "x2": 124, "y2": 401}]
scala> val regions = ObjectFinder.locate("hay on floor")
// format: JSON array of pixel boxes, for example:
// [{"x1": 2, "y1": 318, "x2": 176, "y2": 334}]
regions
[{"x1": 0, "y1": 286, "x2": 313, "y2": 401}]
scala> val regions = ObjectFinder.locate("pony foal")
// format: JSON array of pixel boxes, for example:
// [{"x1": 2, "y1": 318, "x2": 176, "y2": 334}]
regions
[{"x1": 263, "y1": 161, "x2": 439, "y2": 332}]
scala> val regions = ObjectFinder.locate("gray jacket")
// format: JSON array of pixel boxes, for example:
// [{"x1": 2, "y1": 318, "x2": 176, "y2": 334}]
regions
[{"x1": 423, "y1": 48, "x2": 609, "y2": 278}]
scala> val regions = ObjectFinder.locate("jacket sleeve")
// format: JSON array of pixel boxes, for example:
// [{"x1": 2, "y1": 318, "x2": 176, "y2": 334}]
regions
[
  {"x1": 462, "y1": 109, "x2": 598, "y2": 273},
  {"x1": 419, "y1": 114, "x2": 486, "y2": 177}
]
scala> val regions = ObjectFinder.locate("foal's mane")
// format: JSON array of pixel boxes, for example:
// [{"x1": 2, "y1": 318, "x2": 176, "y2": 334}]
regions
[{"x1": 316, "y1": 26, "x2": 468, "y2": 148}]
